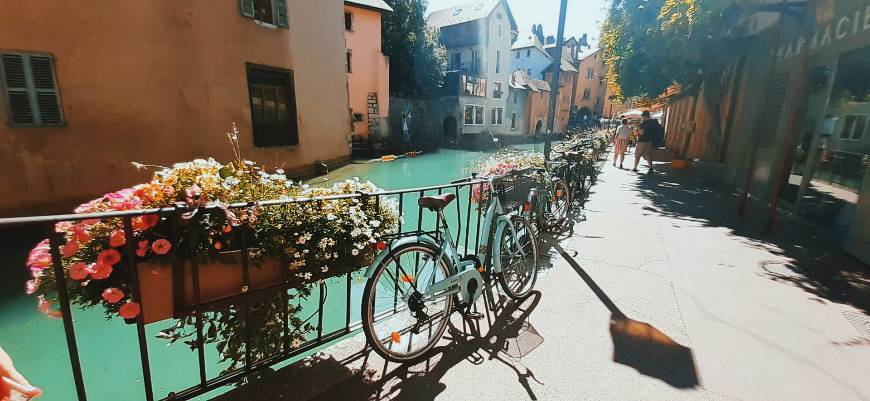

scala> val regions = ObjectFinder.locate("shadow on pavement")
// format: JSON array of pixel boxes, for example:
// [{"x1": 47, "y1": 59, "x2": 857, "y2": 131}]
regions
[
  {"x1": 310, "y1": 292, "x2": 544, "y2": 401},
  {"x1": 631, "y1": 165, "x2": 870, "y2": 316},
  {"x1": 554, "y1": 242, "x2": 701, "y2": 389}
]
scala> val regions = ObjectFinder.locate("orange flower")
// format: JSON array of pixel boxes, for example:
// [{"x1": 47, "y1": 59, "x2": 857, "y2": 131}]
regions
[
  {"x1": 109, "y1": 230, "x2": 126, "y2": 248},
  {"x1": 119, "y1": 302, "x2": 141, "y2": 319},
  {"x1": 89, "y1": 262, "x2": 113, "y2": 280},
  {"x1": 214, "y1": 241, "x2": 223, "y2": 250},
  {"x1": 97, "y1": 249, "x2": 122, "y2": 266},
  {"x1": 151, "y1": 239, "x2": 171, "y2": 255},
  {"x1": 132, "y1": 214, "x2": 159, "y2": 231},
  {"x1": 69, "y1": 262, "x2": 89, "y2": 281},
  {"x1": 222, "y1": 225, "x2": 232, "y2": 233},
  {"x1": 101, "y1": 287, "x2": 125, "y2": 304}
]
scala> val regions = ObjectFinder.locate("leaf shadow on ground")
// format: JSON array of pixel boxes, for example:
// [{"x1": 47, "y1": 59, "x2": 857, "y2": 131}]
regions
[
  {"x1": 631, "y1": 165, "x2": 870, "y2": 317},
  {"x1": 552, "y1": 241, "x2": 701, "y2": 389}
]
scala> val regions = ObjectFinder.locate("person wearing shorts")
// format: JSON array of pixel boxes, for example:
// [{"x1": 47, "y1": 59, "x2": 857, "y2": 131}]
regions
[
  {"x1": 613, "y1": 119, "x2": 632, "y2": 168},
  {"x1": 633, "y1": 111, "x2": 655, "y2": 173}
]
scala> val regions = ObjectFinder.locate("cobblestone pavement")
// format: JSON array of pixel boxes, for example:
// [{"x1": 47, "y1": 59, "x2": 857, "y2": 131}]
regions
[{"x1": 216, "y1": 159, "x2": 870, "y2": 401}]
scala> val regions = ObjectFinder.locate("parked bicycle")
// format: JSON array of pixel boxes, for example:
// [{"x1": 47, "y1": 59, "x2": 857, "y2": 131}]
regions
[
  {"x1": 360, "y1": 173, "x2": 540, "y2": 363},
  {"x1": 521, "y1": 163, "x2": 572, "y2": 234}
]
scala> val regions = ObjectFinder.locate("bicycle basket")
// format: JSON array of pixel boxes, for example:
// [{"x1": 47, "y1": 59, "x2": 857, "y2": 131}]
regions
[{"x1": 492, "y1": 175, "x2": 536, "y2": 209}]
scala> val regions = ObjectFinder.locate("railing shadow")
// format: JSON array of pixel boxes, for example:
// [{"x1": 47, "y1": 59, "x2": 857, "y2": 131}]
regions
[
  {"x1": 552, "y1": 241, "x2": 700, "y2": 389},
  {"x1": 310, "y1": 291, "x2": 544, "y2": 401}
]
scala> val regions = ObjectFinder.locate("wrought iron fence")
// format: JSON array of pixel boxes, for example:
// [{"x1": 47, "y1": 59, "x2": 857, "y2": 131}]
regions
[
  {"x1": 0, "y1": 179, "x2": 496, "y2": 401},
  {"x1": 0, "y1": 137, "x2": 608, "y2": 401}
]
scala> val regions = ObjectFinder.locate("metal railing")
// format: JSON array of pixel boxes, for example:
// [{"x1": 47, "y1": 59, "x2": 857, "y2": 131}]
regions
[
  {"x1": 0, "y1": 179, "x2": 495, "y2": 401},
  {"x1": 0, "y1": 138, "x2": 608, "y2": 401}
]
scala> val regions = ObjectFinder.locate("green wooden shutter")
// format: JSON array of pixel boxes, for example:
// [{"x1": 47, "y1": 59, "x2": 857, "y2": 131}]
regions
[
  {"x1": 29, "y1": 55, "x2": 62, "y2": 124},
  {"x1": 239, "y1": 0, "x2": 255, "y2": 18},
  {"x1": 276, "y1": 0, "x2": 288, "y2": 27},
  {"x1": 1, "y1": 54, "x2": 34, "y2": 124}
]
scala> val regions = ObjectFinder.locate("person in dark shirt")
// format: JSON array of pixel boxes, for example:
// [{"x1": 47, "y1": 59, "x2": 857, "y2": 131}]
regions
[{"x1": 633, "y1": 111, "x2": 656, "y2": 173}]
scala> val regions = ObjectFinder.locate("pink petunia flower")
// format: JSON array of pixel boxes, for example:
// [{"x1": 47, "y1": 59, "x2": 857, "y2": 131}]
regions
[
  {"x1": 101, "y1": 287, "x2": 125, "y2": 304},
  {"x1": 119, "y1": 302, "x2": 141, "y2": 319},
  {"x1": 71, "y1": 226, "x2": 92, "y2": 245},
  {"x1": 25, "y1": 278, "x2": 40, "y2": 294},
  {"x1": 132, "y1": 214, "x2": 159, "y2": 231},
  {"x1": 151, "y1": 239, "x2": 172, "y2": 255},
  {"x1": 89, "y1": 262, "x2": 113, "y2": 280},
  {"x1": 109, "y1": 230, "x2": 126, "y2": 247},
  {"x1": 69, "y1": 262, "x2": 89, "y2": 281},
  {"x1": 62, "y1": 240, "x2": 80, "y2": 258},
  {"x1": 26, "y1": 240, "x2": 53, "y2": 271},
  {"x1": 136, "y1": 240, "x2": 149, "y2": 257},
  {"x1": 97, "y1": 249, "x2": 122, "y2": 266}
]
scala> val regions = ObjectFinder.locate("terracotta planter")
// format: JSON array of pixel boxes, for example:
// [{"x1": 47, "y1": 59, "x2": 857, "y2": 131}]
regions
[{"x1": 137, "y1": 251, "x2": 285, "y2": 324}]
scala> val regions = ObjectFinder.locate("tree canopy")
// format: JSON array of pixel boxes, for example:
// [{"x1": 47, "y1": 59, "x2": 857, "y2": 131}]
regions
[{"x1": 382, "y1": 0, "x2": 447, "y2": 98}]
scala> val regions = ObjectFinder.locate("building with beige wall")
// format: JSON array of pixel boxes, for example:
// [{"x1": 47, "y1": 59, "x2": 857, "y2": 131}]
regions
[
  {"x1": 344, "y1": 0, "x2": 391, "y2": 141},
  {"x1": 506, "y1": 70, "x2": 551, "y2": 136},
  {"x1": 0, "y1": 0, "x2": 351, "y2": 216},
  {"x1": 543, "y1": 58, "x2": 577, "y2": 134}
]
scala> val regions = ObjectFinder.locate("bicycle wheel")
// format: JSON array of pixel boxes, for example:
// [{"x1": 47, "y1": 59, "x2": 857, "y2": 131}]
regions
[
  {"x1": 361, "y1": 242, "x2": 453, "y2": 363},
  {"x1": 545, "y1": 179, "x2": 571, "y2": 230},
  {"x1": 496, "y1": 216, "x2": 539, "y2": 300}
]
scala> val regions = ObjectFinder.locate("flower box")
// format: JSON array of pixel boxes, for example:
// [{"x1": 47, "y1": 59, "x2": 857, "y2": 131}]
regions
[{"x1": 137, "y1": 251, "x2": 285, "y2": 324}]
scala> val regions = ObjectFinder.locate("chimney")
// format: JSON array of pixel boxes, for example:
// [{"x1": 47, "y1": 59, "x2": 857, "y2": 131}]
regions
[{"x1": 546, "y1": 35, "x2": 555, "y2": 45}]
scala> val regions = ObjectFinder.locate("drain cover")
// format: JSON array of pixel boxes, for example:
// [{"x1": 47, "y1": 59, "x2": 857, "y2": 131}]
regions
[
  {"x1": 758, "y1": 260, "x2": 803, "y2": 279},
  {"x1": 841, "y1": 310, "x2": 870, "y2": 339}
]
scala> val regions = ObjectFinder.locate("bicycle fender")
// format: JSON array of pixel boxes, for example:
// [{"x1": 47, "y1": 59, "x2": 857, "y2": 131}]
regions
[
  {"x1": 363, "y1": 235, "x2": 441, "y2": 278},
  {"x1": 490, "y1": 215, "x2": 514, "y2": 274}
]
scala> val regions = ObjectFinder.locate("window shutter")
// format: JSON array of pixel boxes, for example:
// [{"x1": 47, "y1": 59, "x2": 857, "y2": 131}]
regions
[
  {"x1": 1, "y1": 54, "x2": 34, "y2": 124},
  {"x1": 30, "y1": 55, "x2": 62, "y2": 124},
  {"x1": 276, "y1": 0, "x2": 288, "y2": 27},
  {"x1": 239, "y1": 0, "x2": 255, "y2": 18}
]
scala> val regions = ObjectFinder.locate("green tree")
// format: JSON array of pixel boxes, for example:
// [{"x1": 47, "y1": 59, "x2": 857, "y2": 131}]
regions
[
  {"x1": 602, "y1": 0, "x2": 750, "y2": 159},
  {"x1": 382, "y1": 0, "x2": 448, "y2": 98}
]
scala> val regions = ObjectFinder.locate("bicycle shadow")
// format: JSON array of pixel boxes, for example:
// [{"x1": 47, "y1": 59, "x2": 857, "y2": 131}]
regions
[
  {"x1": 312, "y1": 292, "x2": 545, "y2": 401},
  {"x1": 553, "y1": 242, "x2": 701, "y2": 389}
]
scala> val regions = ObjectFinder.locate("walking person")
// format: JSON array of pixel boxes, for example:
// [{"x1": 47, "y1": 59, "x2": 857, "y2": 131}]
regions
[
  {"x1": 632, "y1": 111, "x2": 662, "y2": 173},
  {"x1": 613, "y1": 118, "x2": 632, "y2": 168}
]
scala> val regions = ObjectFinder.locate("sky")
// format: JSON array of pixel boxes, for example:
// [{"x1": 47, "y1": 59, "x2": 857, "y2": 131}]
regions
[{"x1": 426, "y1": 0, "x2": 610, "y2": 49}]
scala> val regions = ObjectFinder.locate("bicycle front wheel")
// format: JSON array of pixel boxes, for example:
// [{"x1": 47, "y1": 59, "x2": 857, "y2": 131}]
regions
[
  {"x1": 496, "y1": 216, "x2": 539, "y2": 300},
  {"x1": 361, "y1": 243, "x2": 453, "y2": 363},
  {"x1": 545, "y1": 179, "x2": 572, "y2": 231}
]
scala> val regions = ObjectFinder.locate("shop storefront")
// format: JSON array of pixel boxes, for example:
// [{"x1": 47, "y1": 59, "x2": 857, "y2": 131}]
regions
[{"x1": 770, "y1": 0, "x2": 870, "y2": 263}]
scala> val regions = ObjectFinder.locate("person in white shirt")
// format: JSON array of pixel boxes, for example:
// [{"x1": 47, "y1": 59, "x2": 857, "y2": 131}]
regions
[{"x1": 613, "y1": 119, "x2": 633, "y2": 169}]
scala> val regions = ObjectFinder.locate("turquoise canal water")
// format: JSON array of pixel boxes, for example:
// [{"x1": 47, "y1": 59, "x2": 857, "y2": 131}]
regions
[{"x1": 0, "y1": 144, "x2": 546, "y2": 401}]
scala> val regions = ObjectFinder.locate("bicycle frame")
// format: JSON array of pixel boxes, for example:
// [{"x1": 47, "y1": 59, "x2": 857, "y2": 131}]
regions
[{"x1": 363, "y1": 177, "x2": 524, "y2": 307}]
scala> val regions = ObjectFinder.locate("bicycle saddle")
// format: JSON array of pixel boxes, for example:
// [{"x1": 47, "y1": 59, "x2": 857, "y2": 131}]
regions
[{"x1": 418, "y1": 193, "x2": 456, "y2": 210}]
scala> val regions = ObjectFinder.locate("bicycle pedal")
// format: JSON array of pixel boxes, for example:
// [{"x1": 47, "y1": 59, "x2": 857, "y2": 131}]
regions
[{"x1": 464, "y1": 311, "x2": 484, "y2": 320}]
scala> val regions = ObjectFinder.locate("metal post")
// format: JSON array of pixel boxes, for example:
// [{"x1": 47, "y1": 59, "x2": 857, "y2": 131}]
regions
[{"x1": 544, "y1": 0, "x2": 569, "y2": 161}]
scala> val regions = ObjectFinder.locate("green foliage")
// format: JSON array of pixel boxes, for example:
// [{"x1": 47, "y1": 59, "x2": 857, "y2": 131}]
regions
[{"x1": 382, "y1": 0, "x2": 448, "y2": 97}]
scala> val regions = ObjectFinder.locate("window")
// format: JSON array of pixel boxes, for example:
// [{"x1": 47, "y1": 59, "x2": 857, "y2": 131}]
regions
[
  {"x1": 240, "y1": 0, "x2": 289, "y2": 27},
  {"x1": 1, "y1": 52, "x2": 63, "y2": 126},
  {"x1": 450, "y1": 53, "x2": 461, "y2": 70},
  {"x1": 526, "y1": 50, "x2": 531, "y2": 58},
  {"x1": 246, "y1": 63, "x2": 298, "y2": 147},
  {"x1": 471, "y1": 50, "x2": 481, "y2": 74},
  {"x1": 841, "y1": 115, "x2": 867, "y2": 140},
  {"x1": 344, "y1": 12, "x2": 353, "y2": 31},
  {"x1": 464, "y1": 105, "x2": 484, "y2": 125},
  {"x1": 346, "y1": 49, "x2": 352, "y2": 73},
  {"x1": 511, "y1": 112, "x2": 517, "y2": 130},
  {"x1": 493, "y1": 82, "x2": 503, "y2": 99},
  {"x1": 586, "y1": 68, "x2": 594, "y2": 79},
  {"x1": 498, "y1": 25, "x2": 502, "y2": 37},
  {"x1": 513, "y1": 91, "x2": 518, "y2": 104},
  {"x1": 582, "y1": 88, "x2": 591, "y2": 100},
  {"x1": 497, "y1": 12, "x2": 502, "y2": 19},
  {"x1": 515, "y1": 51, "x2": 520, "y2": 59},
  {"x1": 489, "y1": 107, "x2": 503, "y2": 125},
  {"x1": 497, "y1": 107, "x2": 504, "y2": 125},
  {"x1": 462, "y1": 75, "x2": 486, "y2": 97},
  {"x1": 495, "y1": 51, "x2": 501, "y2": 74}
]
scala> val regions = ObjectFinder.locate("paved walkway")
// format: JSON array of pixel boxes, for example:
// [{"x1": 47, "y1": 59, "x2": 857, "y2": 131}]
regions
[{"x1": 217, "y1": 159, "x2": 870, "y2": 401}]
